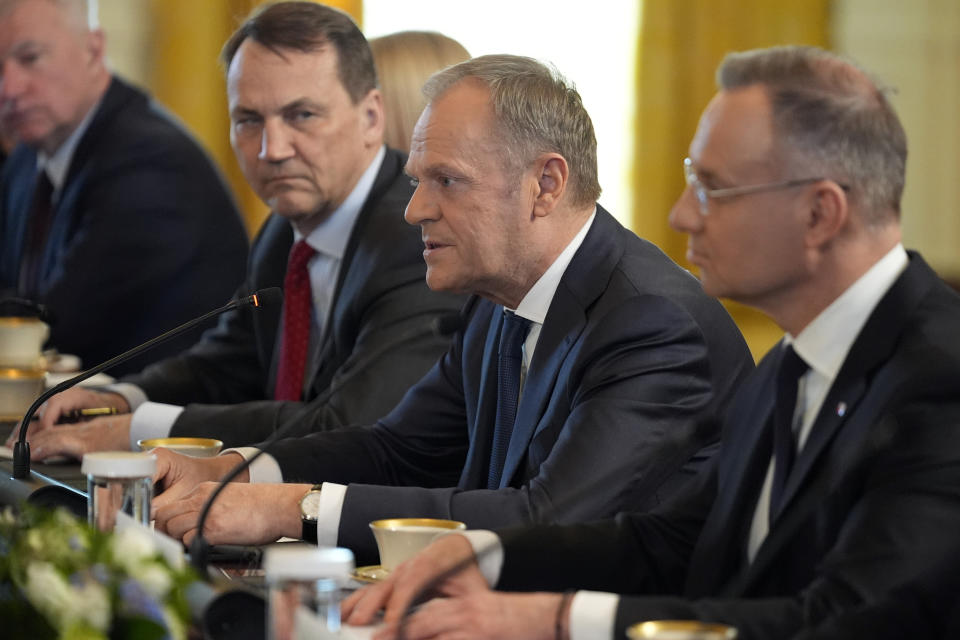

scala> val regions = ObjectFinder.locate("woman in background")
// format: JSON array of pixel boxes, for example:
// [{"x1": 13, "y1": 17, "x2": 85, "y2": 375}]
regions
[{"x1": 370, "y1": 31, "x2": 470, "y2": 152}]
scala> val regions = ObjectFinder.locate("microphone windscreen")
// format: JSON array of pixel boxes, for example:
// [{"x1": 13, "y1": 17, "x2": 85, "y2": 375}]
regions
[
  {"x1": 251, "y1": 287, "x2": 283, "y2": 310},
  {"x1": 432, "y1": 313, "x2": 463, "y2": 337}
]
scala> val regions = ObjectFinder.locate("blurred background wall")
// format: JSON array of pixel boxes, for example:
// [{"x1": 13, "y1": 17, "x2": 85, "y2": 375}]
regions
[{"x1": 95, "y1": 0, "x2": 960, "y2": 359}]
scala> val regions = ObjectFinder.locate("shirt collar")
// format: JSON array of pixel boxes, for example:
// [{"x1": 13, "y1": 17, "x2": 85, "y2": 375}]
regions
[
  {"x1": 36, "y1": 94, "x2": 103, "y2": 191},
  {"x1": 295, "y1": 145, "x2": 386, "y2": 259},
  {"x1": 512, "y1": 208, "x2": 597, "y2": 324},
  {"x1": 789, "y1": 243, "x2": 908, "y2": 380}
]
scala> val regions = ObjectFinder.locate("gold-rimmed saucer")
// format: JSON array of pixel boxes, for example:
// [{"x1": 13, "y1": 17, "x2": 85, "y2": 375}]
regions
[{"x1": 351, "y1": 565, "x2": 390, "y2": 583}]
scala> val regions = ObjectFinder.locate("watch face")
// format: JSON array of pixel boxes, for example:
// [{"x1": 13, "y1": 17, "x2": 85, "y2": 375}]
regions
[{"x1": 301, "y1": 491, "x2": 322, "y2": 521}]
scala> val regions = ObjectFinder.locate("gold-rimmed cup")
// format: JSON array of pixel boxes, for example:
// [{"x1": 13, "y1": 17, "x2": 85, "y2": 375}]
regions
[
  {"x1": 0, "y1": 317, "x2": 49, "y2": 368},
  {"x1": 627, "y1": 620, "x2": 737, "y2": 639},
  {"x1": 137, "y1": 437, "x2": 223, "y2": 458},
  {"x1": 369, "y1": 518, "x2": 466, "y2": 570},
  {"x1": 0, "y1": 367, "x2": 46, "y2": 421}
]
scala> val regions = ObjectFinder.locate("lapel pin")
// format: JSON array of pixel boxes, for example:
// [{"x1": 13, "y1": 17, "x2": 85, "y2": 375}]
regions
[{"x1": 836, "y1": 402, "x2": 847, "y2": 417}]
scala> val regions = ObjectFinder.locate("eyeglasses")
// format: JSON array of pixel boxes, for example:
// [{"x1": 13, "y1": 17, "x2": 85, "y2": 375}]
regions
[{"x1": 683, "y1": 157, "x2": 836, "y2": 216}]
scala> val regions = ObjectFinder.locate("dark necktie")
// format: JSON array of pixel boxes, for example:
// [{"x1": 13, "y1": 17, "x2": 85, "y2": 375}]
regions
[
  {"x1": 18, "y1": 170, "x2": 55, "y2": 298},
  {"x1": 769, "y1": 344, "x2": 810, "y2": 522},
  {"x1": 487, "y1": 310, "x2": 532, "y2": 490},
  {"x1": 274, "y1": 240, "x2": 317, "y2": 401}
]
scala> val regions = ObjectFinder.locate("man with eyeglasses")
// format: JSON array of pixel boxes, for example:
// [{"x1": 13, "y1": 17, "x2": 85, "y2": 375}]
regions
[{"x1": 343, "y1": 45, "x2": 960, "y2": 640}]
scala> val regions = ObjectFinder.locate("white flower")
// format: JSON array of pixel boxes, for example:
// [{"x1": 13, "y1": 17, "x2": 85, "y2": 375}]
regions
[
  {"x1": 24, "y1": 561, "x2": 112, "y2": 633},
  {"x1": 64, "y1": 579, "x2": 111, "y2": 632},
  {"x1": 135, "y1": 562, "x2": 173, "y2": 600},
  {"x1": 24, "y1": 561, "x2": 73, "y2": 620},
  {"x1": 111, "y1": 525, "x2": 156, "y2": 569}
]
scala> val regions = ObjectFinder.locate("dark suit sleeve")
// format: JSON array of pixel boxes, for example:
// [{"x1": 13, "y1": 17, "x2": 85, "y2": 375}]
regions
[
  {"x1": 121, "y1": 217, "x2": 285, "y2": 409},
  {"x1": 496, "y1": 396, "x2": 960, "y2": 640},
  {"x1": 267, "y1": 293, "x2": 747, "y2": 564},
  {"x1": 167, "y1": 277, "x2": 464, "y2": 448}
]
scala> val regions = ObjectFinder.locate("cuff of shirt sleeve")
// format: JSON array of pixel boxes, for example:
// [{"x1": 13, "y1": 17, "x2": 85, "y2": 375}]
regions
[
  {"x1": 569, "y1": 591, "x2": 618, "y2": 640},
  {"x1": 459, "y1": 530, "x2": 503, "y2": 587},
  {"x1": 128, "y1": 402, "x2": 182, "y2": 449},
  {"x1": 103, "y1": 382, "x2": 148, "y2": 412},
  {"x1": 314, "y1": 482, "x2": 347, "y2": 547},
  {"x1": 222, "y1": 447, "x2": 284, "y2": 483}
]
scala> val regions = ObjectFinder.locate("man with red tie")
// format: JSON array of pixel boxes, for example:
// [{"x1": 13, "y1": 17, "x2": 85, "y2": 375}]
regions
[{"x1": 20, "y1": 2, "x2": 465, "y2": 455}]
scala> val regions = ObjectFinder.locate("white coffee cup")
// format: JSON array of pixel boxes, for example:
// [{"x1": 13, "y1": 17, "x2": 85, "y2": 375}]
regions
[
  {"x1": 0, "y1": 317, "x2": 49, "y2": 368},
  {"x1": 0, "y1": 368, "x2": 46, "y2": 420},
  {"x1": 369, "y1": 518, "x2": 466, "y2": 570}
]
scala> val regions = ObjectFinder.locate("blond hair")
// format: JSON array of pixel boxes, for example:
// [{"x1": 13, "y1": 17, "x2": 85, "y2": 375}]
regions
[{"x1": 370, "y1": 31, "x2": 469, "y2": 152}]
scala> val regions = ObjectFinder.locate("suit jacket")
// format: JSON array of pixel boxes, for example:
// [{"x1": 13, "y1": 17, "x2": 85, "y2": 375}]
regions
[
  {"x1": 0, "y1": 77, "x2": 248, "y2": 375},
  {"x1": 124, "y1": 147, "x2": 467, "y2": 447},
  {"x1": 495, "y1": 252, "x2": 960, "y2": 640},
  {"x1": 267, "y1": 207, "x2": 754, "y2": 563}
]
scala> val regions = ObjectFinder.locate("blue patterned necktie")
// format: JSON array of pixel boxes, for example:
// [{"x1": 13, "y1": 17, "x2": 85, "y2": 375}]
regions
[
  {"x1": 769, "y1": 344, "x2": 809, "y2": 522},
  {"x1": 487, "y1": 310, "x2": 532, "y2": 489}
]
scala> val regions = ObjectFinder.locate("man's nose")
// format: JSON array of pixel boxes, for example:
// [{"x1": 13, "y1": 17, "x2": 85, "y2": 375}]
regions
[
  {"x1": 668, "y1": 186, "x2": 705, "y2": 234},
  {"x1": 0, "y1": 61, "x2": 28, "y2": 103},
  {"x1": 404, "y1": 182, "x2": 440, "y2": 226},
  {"x1": 258, "y1": 119, "x2": 295, "y2": 163}
]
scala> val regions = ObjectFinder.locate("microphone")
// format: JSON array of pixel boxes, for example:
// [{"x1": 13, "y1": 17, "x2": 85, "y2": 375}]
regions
[
  {"x1": 188, "y1": 311, "x2": 464, "y2": 574},
  {"x1": 12, "y1": 288, "x2": 283, "y2": 479}
]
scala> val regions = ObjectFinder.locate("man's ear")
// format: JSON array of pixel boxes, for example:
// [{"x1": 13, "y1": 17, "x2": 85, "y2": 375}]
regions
[
  {"x1": 804, "y1": 180, "x2": 849, "y2": 248},
  {"x1": 359, "y1": 88, "x2": 385, "y2": 147},
  {"x1": 86, "y1": 28, "x2": 106, "y2": 69},
  {"x1": 532, "y1": 153, "x2": 569, "y2": 218}
]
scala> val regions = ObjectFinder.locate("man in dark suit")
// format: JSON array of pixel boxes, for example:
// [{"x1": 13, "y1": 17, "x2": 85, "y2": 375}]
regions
[
  {"x1": 0, "y1": 0, "x2": 247, "y2": 375},
  {"x1": 20, "y1": 2, "x2": 464, "y2": 458},
  {"x1": 341, "y1": 46, "x2": 960, "y2": 640},
  {"x1": 149, "y1": 54, "x2": 753, "y2": 562}
]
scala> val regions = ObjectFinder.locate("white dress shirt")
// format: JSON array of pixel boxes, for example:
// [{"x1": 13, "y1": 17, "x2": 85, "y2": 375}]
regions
[
  {"x1": 467, "y1": 244, "x2": 909, "y2": 640},
  {"x1": 37, "y1": 94, "x2": 101, "y2": 192},
  {"x1": 118, "y1": 146, "x2": 387, "y2": 446},
  {"x1": 243, "y1": 209, "x2": 598, "y2": 546}
]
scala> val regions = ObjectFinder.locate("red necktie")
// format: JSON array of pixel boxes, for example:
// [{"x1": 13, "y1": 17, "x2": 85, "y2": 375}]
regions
[{"x1": 274, "y1": 240, "x2": 317, "y2": 401}]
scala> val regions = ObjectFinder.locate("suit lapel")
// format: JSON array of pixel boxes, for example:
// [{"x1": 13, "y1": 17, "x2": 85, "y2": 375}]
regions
[
  {"x1": 498, "y1": 290, "x2": 582, "y2": 488},
  {"x1": 731, "y1": 253, "x2": 939, "y2": 593},
  {"x1": 684, "y1": 357, "x2": 779, "y2": 597},
  {"x1": 304, "y1": 149, "x2": 406, "y2": 392},
  {"x1": 458, "y1": 305, "x2": 503, "y2": 489},
  {"x1": 770, "y1": 253, "x2": 937, "y2": 524},
  {"x1": 496, "y1": 207, "x2": 623, "y2": 488}
]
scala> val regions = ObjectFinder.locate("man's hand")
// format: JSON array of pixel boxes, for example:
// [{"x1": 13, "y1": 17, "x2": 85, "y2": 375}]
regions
[
  {"x1": 153, "y1": 480, "x2": 309, "y2": 546},
  {"x1": 28, "y1": 414, "x2": 133, "y2": 461},
  {"x1": 150, "y1": 448, "x2": 245, "y2": 510},
  {"x1": 39, "y1": 387, "x2": 130, "y2": 431},
  {"x1": 374, "y1": 591, "x2": 562, "y2": 640},
  {"x1": 344, "y1": 534, "x2": 561, "y2": 640},
  {"x1": 4, "y1": 387, "x2": 130, "y2": 448},
  {"x1": 343, "y1": 534, "x2": 489, "y2": 627}
]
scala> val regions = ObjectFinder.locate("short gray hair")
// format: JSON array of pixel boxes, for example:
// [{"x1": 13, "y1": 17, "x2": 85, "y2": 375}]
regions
[
  {"x1": 0, "y1": 0, "x2": 97, "y2": 28},
  {"x1": 423, "y1": 54, "x2": 601, "y2": 208},
  {"x1": 718, "y1": 45, "x2": 906, "y2": 224}
]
